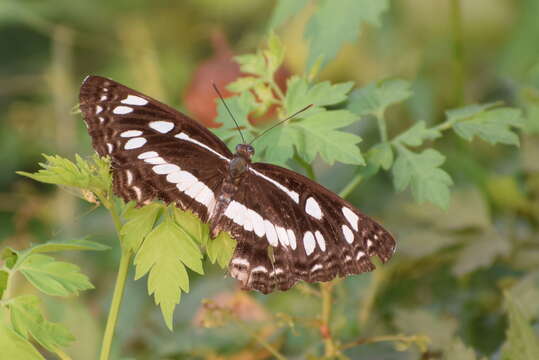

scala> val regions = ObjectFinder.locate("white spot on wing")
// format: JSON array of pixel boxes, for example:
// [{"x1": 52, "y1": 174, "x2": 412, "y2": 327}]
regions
[
  {"x1": 356, "y1": 251, "x2": 366, "y2": 260},
  {"x1": 305, "y1": 197, "x2": 323, "y2": 219},
  {"x1": 275, "y1": 226, "x2": 289, "y2": 247},
  {"x1": 314, "y1": 230, "x2": 326, "y2": 251},
  {"x1": 174, "y1": 171, "x2": 198, "y2": 191},
  {"x1": 342, "y1": 207, "x2": 359, "y2": 231},
  {"x1": 303, "y1": 231, "x2": 316, "y2": 256},
  {"x1": 144, "y1": 157, "x2": 166, "y2": 165},
  {"x1": 126, "y1": 170, "x2": 133, "y2": 186},
  {"x1": 100, "y1": 95, "x2": 107, "y2": 101},
  {"x1": 231, "y1": 258, "x2": 249, "y2": 267},
  {"x1": 193, "y1": 184, "x2": 214, "y2": 207},
  {"x1": 287, "y1": 229, "x2": 297, "y2": 250},
  {"x1": 132, "y1": 186, "x2": 142, "y2": 201},
  {"x1": 99, "y1": 116, "x2": 105, "y2": 124},
  {"x1": 124, "y1": 137, "x2": 146, "y2": 150},
  {"x1": 106, "y1": 143, "x2": 114, "y2": 153},
  {"x1": 121, "y1": 95, "x2": 148, "y2": 106},
  {"x1": 175, "y1": 132, "x2": 229, "y2": 161},
  {"x1": 264, "y1": 220, "x2": 278, "y2": 247},
  {"x1": 311, "y1": 264, "x2": 323, "y2": 272},
  {"x1": 149, "y1": 121, "x2": 174, "y2": 133},
  {"x1": 250, "y1": 168, "x2": 299, "y2": 203},
  {"x1": 248, "y1": 209, "x2": 265, "y2": 238},
  {"x1": 120, "y1": 130, "x2": 143, "y2": 138},
  {"x1": 152, "y1": 164, "x2": 180, "y2": 174},
  {"x1": 251, "y1": 266, "x2": 267, "y2": 273},
  {"x1": 138, "y1": 151, "x2": 158, "y2": 159},
  {"x1": 96, "y1": 105, "x2": 103, "y2": 114},
  {"x1": 113, "y1": 106, "x2": 133, "y2": 115},
  {"x1": 342, "y1": 224, "x2": 354, "y2": 244}
]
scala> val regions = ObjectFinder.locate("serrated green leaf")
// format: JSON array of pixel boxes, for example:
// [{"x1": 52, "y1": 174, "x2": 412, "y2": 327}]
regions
[
  {"x1": 234, "y1": 54, "x2": 266, "y2": 78},
  {"x1": 18, "y1": 254, "x2": 93, "y2": 296},
  {"x1": 501, "y1": 293, "x2": 539, "y2": 360},
  {"x1": 173, "y1": 207, "x2": 210, "y2": 247},
  {"x1": 445, "y1": 102, "x2": 499, "y2": 123},
  {"x1": 452, "y1": 108, "x2": 524, "y2": 146},
  {"x1": 264, "y1": 32, "x2": 285, "y2": 75},
  {"x1": 392, "y1": 148, "x2": 453, "y2": 209},
  {"x1": 121, "y1": 203, "x2": 162, "y2": 252},
  {"x1": 134, "y1": 217, "x2": 203, "y2": 330},
  {"x1": 452, "y1": 231, "x2": 511, "y2": 276},
  {"x1": 253, "y1": 124, "x2": 297, "y2": 166},
  {"x1": 395, "y1": 121, "x2": 441, "y2": 147},
  {"x1": 347, "y1": 79, "x2": 412, "y2": 116},
  {"x1": 18, "y1": 238, "x2": 109, "y2": 265},
  {"x1": 304, "y1": 0, "x2": 389, "y2": 69},
  {"x1": 508, "y1": 272, "x2": 539, "y2": 320},
  {"x1": 213, "y1": 92, "x2": 257, "y2": 148},
  {"x1": 445, "y1": 339, "x2": 477, "y2": 360},
  {"x1": 1, "y1": 247, "x2": 18, "y2": 269},
  {"x1": 367, "y1": 142, "x2": 393, "y2": 170},
  {"x1": 9, "y1": 295, "x2": 74, "y2": 353},
  {"x1": 269, "y1": 0, "x2": 308, "y2": 29},
  {"x1": 292, "y1": 110, "x2": 364, "y2": 165},
  {"x1": 0, "y1": 324, "x2": 44, "y2": 360},
  {"x1": 206, "y1": 231, "x2": 236, "y2": 269},
  {"x1": 17, "y1": 154, "x2": 111, "y2": 195},
  {"x1": 284, "y1": 76, "x2": 354, "y2": 114},
  {"x1": 394, "y1": 309, "x2": 457, "y2": 350}
]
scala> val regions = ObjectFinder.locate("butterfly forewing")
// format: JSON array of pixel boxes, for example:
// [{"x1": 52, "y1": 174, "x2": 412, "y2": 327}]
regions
[{"x1": 79, "y1": 75, "x2": 396, "y2": 294}]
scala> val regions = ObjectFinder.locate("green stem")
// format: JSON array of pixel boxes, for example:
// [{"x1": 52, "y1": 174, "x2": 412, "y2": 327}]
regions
[
  {"x1": 339, "y1": 334, "x2": 429, "y2": 352},
  {"x1": 375, "y1": 111, "x2": 388, "y2": 143},
  {"x1": 99, "y1": 248, "x2": 131, "y2": 360},
  {"x1": 450, "y1": 0, "x2": 465, "y2": 105},
  {"x1": 99, "y1": 199, "x2": 131, "y2": 360},
  {"x1": 320, "y1": 282, "x2": 337, "y2": 358},
  {"x1": 236, "y1": 322, "x2": 287, "y2": 360},
  {"x1": 338, "y1": 173, "x2": 364, "y2": 199}
]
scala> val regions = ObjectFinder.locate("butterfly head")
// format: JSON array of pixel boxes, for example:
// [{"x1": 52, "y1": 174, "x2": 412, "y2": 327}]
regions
[{"x1": 235, "y1": 144, "x2": 255, "y2": 160}]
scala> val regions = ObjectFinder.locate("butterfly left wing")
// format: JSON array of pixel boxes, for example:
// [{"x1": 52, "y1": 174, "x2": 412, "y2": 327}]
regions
[
  {"x1": 221, "y1": 162, "x2": 396, "y2": 294},
  {"x1": 79, "y1": 76, "x2": 234, "y2": 221}
]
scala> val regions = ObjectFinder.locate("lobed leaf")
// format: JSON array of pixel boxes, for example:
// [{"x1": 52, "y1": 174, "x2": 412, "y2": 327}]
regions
[
  {"x1": 304, "y1": 0, "x2": 389, "y2": 69},
  {"x1": 9, "y1": 295, "x2": 75, "y2": 353},
  {"x1": 134, "y1": 217, "x2": 203, "y2": 330},
  {"x1": 206, "y1": 231, "x2": 236, "y2": 269},
  {"x1": 0, "y1": 324, "x2": 44, "y2": 360},
  {"x1": 121, "y1": 203, "x2": 162, "y2": 253},
  {"x1": 367, "y1": 142, "x2": 393, "y2": 170},
  {"x1": 174, "y1": 207, "x2": 210, "y2": 247},
  {"x1": 284, "y1": 76, "x2": 353, "y2": 114},
  {"x1": 394, "y1": 121, "x2": 441, "y2": 147},
  {"x1": 452, "y1": 231, "x2": 511, "y2": 276},
  {"x1": 348, "y1": 79, "x2": 412, "y2": 117},
  {"x1": 18, "y1": 238, "x2": 108, "y2": 264},
  {"x1": 213, "y1": 91, "x2": 257, "y2": 148},
  {"x1": 18, "y1": 254, "x2": 94, "y2": 297},
  {"x1": 392, "y1": 148, "x2": 453, "y2": 209},
  {"x1": 501, "y1": 293, "x2": 539, "y2": 360}
]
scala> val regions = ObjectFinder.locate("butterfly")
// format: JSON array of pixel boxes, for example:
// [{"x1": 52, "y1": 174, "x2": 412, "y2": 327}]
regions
[{"x1": 79, "y1": 75, "x2": 396, "y2": 294}]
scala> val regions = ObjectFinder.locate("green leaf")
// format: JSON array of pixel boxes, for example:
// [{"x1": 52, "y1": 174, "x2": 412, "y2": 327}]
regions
[
  {"x1": 392, "y1": 148, "x2": 453, "y2": 209},
  {"x1": 174, "y1": 207, "x2": 209, "y2": 247},
  {"x1": 445, "y1": 102, "x2": 499, "y2": 123},
  {"x1": 395, "y1": 121, "x2": 441, "y2": 147},
  {"x1": 17, "y1": 154, "x2": 111, "y2": 195},
  {"x1": 347, "y1": 79, "x2": 412, "y2": 116},
  {"x1": 444, "y1": 339, "x2": 477, "y2": 360},
  {"x1": 9, "y1": 295, "x2": 75, "y2": 353},
  {"x1": 452, "y1": 108, "x2": 524, "y2": 146},
  {"x1": 206, "y1": 231, "x2": 236, "y2": 269},
  {"x1": 16, "y1": 239, "x2": 109, "y2": 267},
  {"x1": 452, "y1": 231, "x2": 511, "y2": 276},
  {"x1": 253, "y1": 124, "x2": 297, "y2": 166},
  {"x1": 227, "y1": 76, "x2": 260, "y2": 93},
  {"x1": 264, "y1": 32, "x2": 285, "y2": 76},
  {"x1": 269, "y1": 0, "x2": 308, "y2": 29},
  {"x1": 501, "y1": 293, "x2": 539, "y2": 360},
  {"x1": 213, "y1": 92, "x2": 257, "y2": 148},
  {"x1": 284, "y1": 76, "x2": 354, "y2": 114},
  {"x1": 121, "y1": 203, "x2": 162, "y2": 253},
  {"x1": 1, "y1": 247, "x2": 18, "y2": 269},
  {"x1": 18, "y1": 254, "x2": 93, "y2": 296},
  {"x1": 304, "y1": 0, "x2": 389, "y2": 69},
  {"x1": 0, "y1": 324, "x2": 44, "y2": 360},
  {"x1": 292, "y1": 110, "x2": 364, "y2": 165},
  {"x1": 394, "y1": 309, "x2": 457, "y2": 350},
  {"x1": 367, "y1": 142, "x2": 393, "y2": 170},
  {"x1": 134, "y1": 216, "x2": 203, "y2": 330},
  {"x1": 234, "y1": 54, "x2": 266, "y2": 78},
  {"x1": 521, "y1": 87, "x2": 539, "y2": 134}
]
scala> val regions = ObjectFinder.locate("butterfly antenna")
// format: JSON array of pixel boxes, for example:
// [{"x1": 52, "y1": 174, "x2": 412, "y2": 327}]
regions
[
  {"x1": 249, "y1": 104, "x2": 313, "y2": 145},
  {"x1": 212, "y1": 83, "x2": 246, "y2": 144}
]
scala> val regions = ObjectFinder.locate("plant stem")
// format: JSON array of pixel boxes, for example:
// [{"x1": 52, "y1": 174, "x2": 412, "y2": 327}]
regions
[
  {"x1": 99, "y1": 199, "x2": 131, "y2": 360},
  {"x1": 339, "y1": 334, "x2": 430, "y2": 352},
  {"x1": 236, "y1": 321, "x2": 287, "y2": 360},
  {"x1": 320, "y1": 282, "x2": 337, "y2": 358},
  {"x1": 375, "y1": 111, "x2": 388, "y2": 143},
  {"x1": 450, "y1": 0, "x2": 465, "y2": 106},
  {"x1": 338, "y1": 173, "x2": 364, "y2": 199},
  {"x1": 99, "y1": 248, "x2": 131, "y2": 360}
]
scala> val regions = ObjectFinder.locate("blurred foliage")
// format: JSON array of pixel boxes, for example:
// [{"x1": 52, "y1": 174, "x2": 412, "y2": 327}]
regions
[{"x1": 1, "y1": 0, "x2": 539, "y2": 359}]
